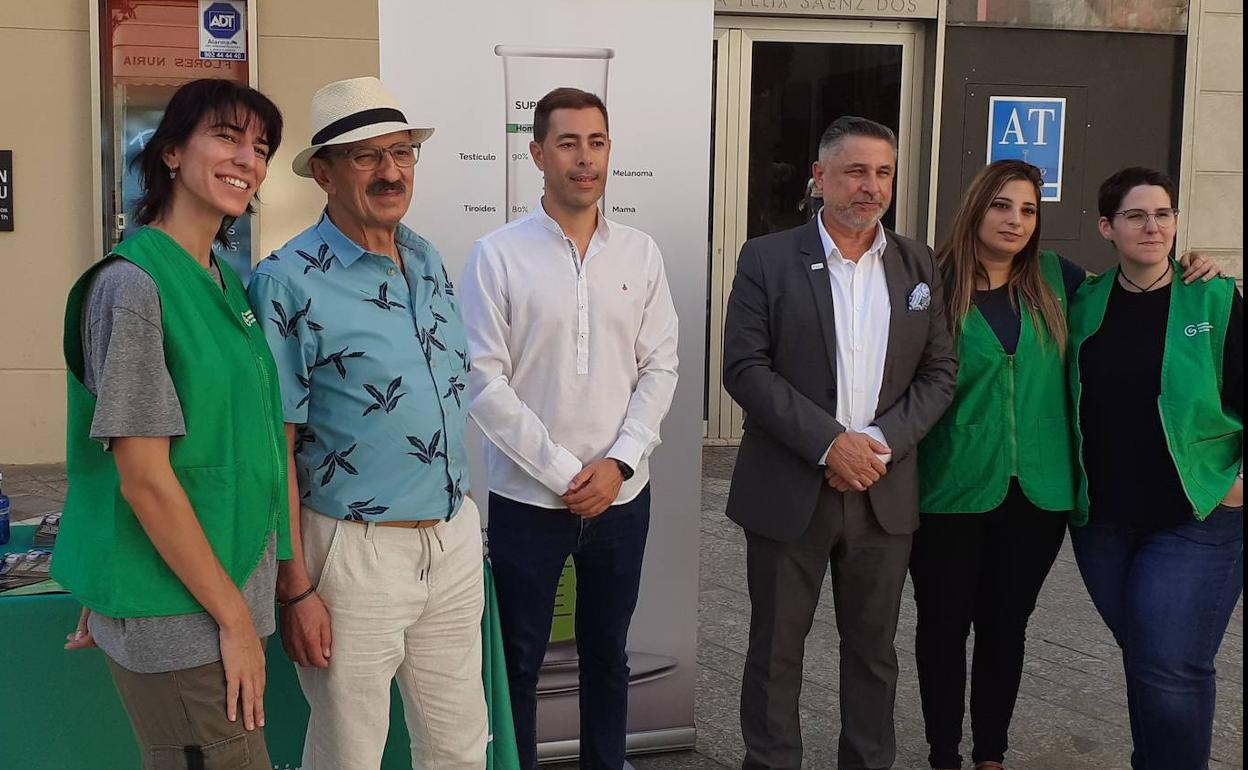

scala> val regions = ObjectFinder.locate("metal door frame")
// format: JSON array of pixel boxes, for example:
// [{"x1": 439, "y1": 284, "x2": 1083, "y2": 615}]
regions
[{"x1": 705, "y1": 17, "x2": 927, "y2": 443}]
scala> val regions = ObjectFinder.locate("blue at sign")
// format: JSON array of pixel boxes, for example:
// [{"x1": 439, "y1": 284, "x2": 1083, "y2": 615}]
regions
[
  {"x1": 987, "y1": 97, "x2": 1066, "y2": 202},
  {"x1": 204, "y1": 2, "x2": 241, "y2": 40}
]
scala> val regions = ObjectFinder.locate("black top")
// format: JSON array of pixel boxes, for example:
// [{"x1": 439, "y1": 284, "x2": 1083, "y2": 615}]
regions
[
  {"x1": 1079, "y1": 278, "x2": 1243, "y2": 528},
  {"x1": 973, "y1": 256, "x2": 1086, "y2": 354}
]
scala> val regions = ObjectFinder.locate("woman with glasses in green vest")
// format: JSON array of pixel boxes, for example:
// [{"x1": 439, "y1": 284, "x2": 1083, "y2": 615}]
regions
[
  {"x1": 52, "y1": 79, "x2": 290, "y2": 770},
  {"x1": 1068, "y1": 166, "x2": 1242, "y2": 770},
  {"x1": 910, "y1": 160, "x2": 1222, "y2": 770}
]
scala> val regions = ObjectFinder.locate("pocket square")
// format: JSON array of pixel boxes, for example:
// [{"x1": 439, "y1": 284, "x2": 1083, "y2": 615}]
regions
[{"x1": 908, "y1": 282, "x2": 931, "y2": 311}]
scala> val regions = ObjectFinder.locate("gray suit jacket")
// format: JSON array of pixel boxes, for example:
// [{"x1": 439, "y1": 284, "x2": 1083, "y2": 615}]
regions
[{"x1": 722, "y1": 219, "x2": 957, "y2": 541}]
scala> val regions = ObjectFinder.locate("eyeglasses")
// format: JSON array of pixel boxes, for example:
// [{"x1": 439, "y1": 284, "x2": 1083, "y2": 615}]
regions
[
  {"x1": 1113, "y1": 208, "x2": 1179, "y2": 230},
  {"x1": 326, "y1": 143, "x2": 421, "y2": 171}
]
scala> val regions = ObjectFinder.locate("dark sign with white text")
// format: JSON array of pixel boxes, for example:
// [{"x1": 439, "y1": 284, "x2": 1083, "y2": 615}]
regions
[{"x1": 0, "y1": 151, "x2": 12, "y2": 231}]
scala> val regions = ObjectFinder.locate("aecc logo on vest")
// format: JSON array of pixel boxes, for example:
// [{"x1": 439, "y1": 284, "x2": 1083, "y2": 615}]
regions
[{"x1": 1185, "y1": 321, "x2": 1213, "y2": 337}]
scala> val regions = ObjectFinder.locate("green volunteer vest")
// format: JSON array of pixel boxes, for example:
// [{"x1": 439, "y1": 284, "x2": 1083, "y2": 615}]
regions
[
  {"x1": 919, "y1": 251, "x2": 1076, "y2": 514},
  {"x1": 52, "y1": 226, "x2": 291, "y2": 617},
  {"x1": 1068, "y1": 263, "x2": 1242, "y2": 524}
]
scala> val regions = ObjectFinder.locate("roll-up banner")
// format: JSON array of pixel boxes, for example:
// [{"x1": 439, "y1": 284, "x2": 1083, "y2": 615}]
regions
[{"x1": 379, "y1": 0, "x2": 711, "y2": 759}]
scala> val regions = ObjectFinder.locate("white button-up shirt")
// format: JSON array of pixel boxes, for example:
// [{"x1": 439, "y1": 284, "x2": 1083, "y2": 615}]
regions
[
  {"x1": 460, "y1": 203, "x2": 680, "y2": 509},
  {"x1": 817, "y1": 212, "x2": 892, "y2": 460}
]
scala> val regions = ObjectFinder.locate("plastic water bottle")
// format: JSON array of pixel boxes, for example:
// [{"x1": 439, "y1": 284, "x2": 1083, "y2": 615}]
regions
[{"x1": 0, "y1": 472, "x2": 11, "y2": 546}]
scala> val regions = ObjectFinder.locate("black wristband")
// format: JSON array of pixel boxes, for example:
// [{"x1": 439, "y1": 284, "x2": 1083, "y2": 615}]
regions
[
  {"x1": 613, "y1": 458, "x2": 635, "y2": 481},
  {"x1": 278, "y1": 586, "x2": 315, "y2": 608}
]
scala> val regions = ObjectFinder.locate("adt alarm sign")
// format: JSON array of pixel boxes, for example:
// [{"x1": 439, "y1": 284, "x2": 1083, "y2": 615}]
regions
[
  {"x1": 204, "y1": 3, "x2": 239, "y2": 38},
  {"x1": 987, "y1": 96, "x2": 1066, "y2": 202},
  {"x1": 199, "y1": 0, "x2": 247, "y2": 61}
]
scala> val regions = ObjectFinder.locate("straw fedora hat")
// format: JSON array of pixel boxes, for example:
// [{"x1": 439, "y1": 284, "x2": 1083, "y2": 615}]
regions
[{"x1": 291, "y1": 76, "x2": 434, "y2": 178}]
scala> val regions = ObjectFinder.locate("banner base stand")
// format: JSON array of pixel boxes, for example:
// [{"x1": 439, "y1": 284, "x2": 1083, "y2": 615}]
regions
[{"x1": 537, "y1": 726, "x2": 697, "y2": 763}]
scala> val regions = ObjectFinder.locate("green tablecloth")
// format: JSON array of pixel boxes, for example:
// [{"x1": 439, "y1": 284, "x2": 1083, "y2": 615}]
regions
[{"x1": 1, "y1": 525, "x2": 519, "y2": 769}]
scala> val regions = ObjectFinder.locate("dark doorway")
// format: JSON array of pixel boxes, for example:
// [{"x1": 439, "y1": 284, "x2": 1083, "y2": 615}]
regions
[{"x1": 935, "y1": 26, "x2": 1186, "y2": 273}]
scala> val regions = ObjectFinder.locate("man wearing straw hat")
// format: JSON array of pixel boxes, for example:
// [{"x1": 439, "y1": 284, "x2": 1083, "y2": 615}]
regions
[{"x1": 248, "y1": 76, "x2": 486, "y2": 770}]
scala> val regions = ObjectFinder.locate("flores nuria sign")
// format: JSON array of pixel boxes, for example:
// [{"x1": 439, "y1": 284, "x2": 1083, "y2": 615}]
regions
[{"x1": 199, "y1": 0, "x2": 246, "y2": 61}]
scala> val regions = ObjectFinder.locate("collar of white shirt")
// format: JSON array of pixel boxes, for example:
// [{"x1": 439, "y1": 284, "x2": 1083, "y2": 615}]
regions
[
  {"x1": 533, "y1": 198, "x2": 614, "y2": 247},
  {"x1": 815, "y1": 209, "x2": 888, "y2": 265}
]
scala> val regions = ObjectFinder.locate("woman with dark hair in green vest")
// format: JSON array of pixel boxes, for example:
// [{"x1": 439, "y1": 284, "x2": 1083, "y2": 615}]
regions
[
  {"x1": 910, "y1": 160, "x2": 1222, "y2": 770},
  {"x1": 51, "y1": 79, "x2": 289, "y2": 770},
  {"x1": 1068, "y1": 166, "x2": 1242, "y2": 770}
]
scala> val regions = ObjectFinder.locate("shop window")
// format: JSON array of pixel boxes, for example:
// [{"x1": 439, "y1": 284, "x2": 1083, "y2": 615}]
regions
[
  {"x1": 947, "y1": 0, "x2": 1188, "y2": 33},
  {"x1": 100, "y1": 0, "x2": 255, "y2": 278}
]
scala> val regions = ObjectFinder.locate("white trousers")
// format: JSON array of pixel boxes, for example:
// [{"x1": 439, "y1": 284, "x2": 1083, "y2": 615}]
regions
[{"x1": 296, "y1": 498, "x2": 487, "y2": 770}]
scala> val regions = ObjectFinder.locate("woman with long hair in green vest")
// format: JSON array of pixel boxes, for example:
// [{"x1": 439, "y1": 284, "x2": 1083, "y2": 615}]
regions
[
  {"x1": 52, "y1": 79, "x2": 290, "y2": 769},
  {"x1": 911, "y1": 160, "x2": 1221, "y2": 770},
  {"x1": 1068, "y1": 166, "x2": 1242, "y2": 770}
]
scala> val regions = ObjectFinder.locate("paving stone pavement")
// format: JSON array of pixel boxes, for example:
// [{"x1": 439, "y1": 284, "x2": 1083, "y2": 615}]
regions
[
  {"x1": 561, "y1": 447, "x2": 1243, "y2": 770},
  {"x1": 1, "y1": 463, "x2": 68, "y2": 524},
  {"x1": 4, "y1": 452, "x2": 1241, "y2": 770}
]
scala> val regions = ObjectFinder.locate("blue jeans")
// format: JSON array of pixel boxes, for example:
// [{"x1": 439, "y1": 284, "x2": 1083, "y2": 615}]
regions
[
  {"x1": 488, "y1": 487, "x2": 650, "y2": 770},
  {"x1": 1071, "y1": 506, "x2": 1243, "y2": 770}
]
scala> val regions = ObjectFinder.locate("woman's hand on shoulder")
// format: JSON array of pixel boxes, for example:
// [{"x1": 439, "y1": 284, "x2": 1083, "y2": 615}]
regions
[{"x1": 1179, "y1": 251, "x2": 1225, "y2": 284}]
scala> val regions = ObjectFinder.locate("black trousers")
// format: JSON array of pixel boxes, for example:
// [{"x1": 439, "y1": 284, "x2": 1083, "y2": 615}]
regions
[
  {"x1": 741, "y1": 486, "x2": 912, "y2": 770},
  {"x1": 909, "y1": 480, "x2": 1067, "y2": 769}
]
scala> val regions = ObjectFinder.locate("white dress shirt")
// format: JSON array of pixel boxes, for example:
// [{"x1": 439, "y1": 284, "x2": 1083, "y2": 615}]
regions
[
  {"x1": 816, "y1": 212, "x2": 893, "y2": 462},
  {"x1": 460, "y1": 202, "x2": 680, "y2": 509}
]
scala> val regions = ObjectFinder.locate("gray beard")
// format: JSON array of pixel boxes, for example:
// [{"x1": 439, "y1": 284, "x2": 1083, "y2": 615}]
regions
[{"x1": 828, "y1": 204, "x2": 882, "y2": 232}]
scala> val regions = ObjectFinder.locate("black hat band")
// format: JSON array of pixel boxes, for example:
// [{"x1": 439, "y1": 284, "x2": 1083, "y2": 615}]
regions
[{"x1": 311, "y1": 107, "x2": 408, "y2": 146}]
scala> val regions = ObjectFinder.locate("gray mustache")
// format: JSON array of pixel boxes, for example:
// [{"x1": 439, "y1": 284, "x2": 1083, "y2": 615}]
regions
[{"x1": 368, "y1": 182, "x2": 406, "y2": 195}]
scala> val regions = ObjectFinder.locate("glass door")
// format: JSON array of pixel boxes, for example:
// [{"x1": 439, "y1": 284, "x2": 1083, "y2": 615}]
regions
[
  {"x1": 705, "y1": 18, "x2": 925, "y2": 443},
  {"x1": 99, "y1": 0, "x2": 257, "y2": 279}
]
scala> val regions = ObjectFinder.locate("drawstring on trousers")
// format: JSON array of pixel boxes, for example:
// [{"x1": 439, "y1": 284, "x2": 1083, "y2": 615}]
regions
[{"x1": 417, "y1": 526, "x2": 442, "y2": 581}]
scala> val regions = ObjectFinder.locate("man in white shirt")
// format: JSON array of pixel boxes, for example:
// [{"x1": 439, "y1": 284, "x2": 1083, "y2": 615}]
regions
[
  {"x1": 722, "y1": 116, "x2": 957, "y2": 770},
  {"x1": 460, "y1": 87, "x2": 679, "y2": 770}
]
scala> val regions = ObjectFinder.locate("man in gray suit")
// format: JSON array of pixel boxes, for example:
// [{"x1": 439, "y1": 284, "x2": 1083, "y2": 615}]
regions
[{"x1": 723, "y1": 116, "x2": 958, "y2": 770}]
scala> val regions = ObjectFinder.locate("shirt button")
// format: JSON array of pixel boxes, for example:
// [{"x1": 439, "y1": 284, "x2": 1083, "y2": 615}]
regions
[{"x1": 387, "y1": 268, "x2": 396, "y2": 276}]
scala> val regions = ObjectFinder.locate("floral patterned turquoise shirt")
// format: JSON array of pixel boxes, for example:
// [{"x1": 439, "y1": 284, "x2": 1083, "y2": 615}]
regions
[{"x1": 248, "y1": 210, "x2": 469, "y2": 522}]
